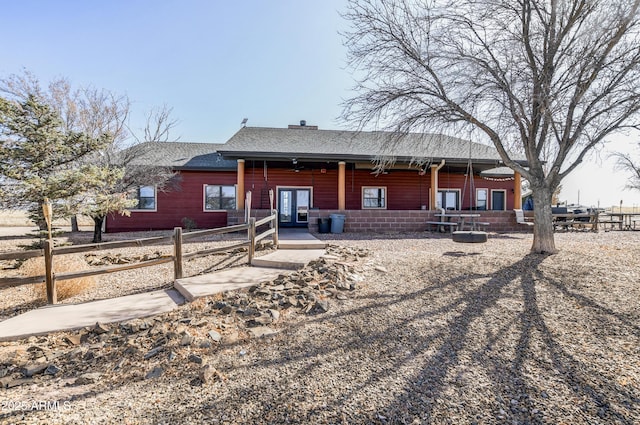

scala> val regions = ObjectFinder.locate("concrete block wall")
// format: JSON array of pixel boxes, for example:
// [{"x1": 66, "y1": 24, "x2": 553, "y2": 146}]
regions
[
  {"x1": 308, "y1": 210, "x2": 533, "y2": 233},
  {"x1": 228, "y1": 209, "x2": 534, "y2": 233}
]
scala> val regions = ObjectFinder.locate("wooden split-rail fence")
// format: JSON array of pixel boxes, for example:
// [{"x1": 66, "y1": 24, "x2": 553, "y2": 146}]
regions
[{"x1": 0, "y1": 207, "x2": 278, "y2": 305}]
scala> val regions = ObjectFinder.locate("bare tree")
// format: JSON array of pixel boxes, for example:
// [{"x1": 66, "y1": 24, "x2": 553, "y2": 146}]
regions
[
  {"x1": 137, "y1": 105, "x2": 180, "y2": 144},
  {"x1": 342, "y1": 0, "x2": 640, "y2": 253},
  {"x1": 611, "y1": 148, "x2": 640, "y2": 192},
  {"x1": 69, "y1": 97, "x2": 179, "y2": 242}
]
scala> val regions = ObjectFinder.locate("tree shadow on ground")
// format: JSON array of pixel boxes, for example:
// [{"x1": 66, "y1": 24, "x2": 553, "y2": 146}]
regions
[
  {"x1": 5, "y1": 251, "x2": 638, "y2": 424},
  {"x1": 165, "y1": 253, "x2": 640, "y2": 424}
]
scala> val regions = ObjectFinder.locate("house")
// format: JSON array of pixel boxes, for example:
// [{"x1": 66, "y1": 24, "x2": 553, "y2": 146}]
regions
[{"x1": 105, "y1": 123, "x2": 527, "y2": 233}]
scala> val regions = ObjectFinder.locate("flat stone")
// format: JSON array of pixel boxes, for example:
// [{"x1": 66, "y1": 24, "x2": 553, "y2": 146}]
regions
[
  {"x1": 320, "y1": 254, "x2": 339, "y2": 260},
  {"x1": 374, "y1": 265, "x2": 388, "y2": 273},
  {"x1": 248, "y1": 327, "x2": 278, "y2": 339},
  {"x1": 180, "y1": 333, "x2": 194, "y2": 346},
  {"x1": 188, "y1": 354, "x2": 203, "y2": 364},
  {"x1": 145, "y1": 366, "x2": 164, "y2": 379},
  {"x1": 314, "y1": 299, "x2": 330, "y2": 313},
  {"x1": 45, "y1": 364, "x2": 61, "y2": 375},
  {"x1": 208, "y1": 330, "x2": 222, "y2": 342},
  {"x1": 268, "y1": 309, "x2": 280, "y2": 322},
  {"x1": 74, "y1": 372, "x2": 101, "y2": 385},
  {"x1": 143, "y1": 346, "x2": 163, "y2": 360},
  {"x1": 23, "y1": 362, "x2": 48, "y2": 377},
  {"x1": 254, "y1": 314, "x2": 273, "y2": 325},
  {"x1": 93, "y1": 322, "x2": 110, "y2": 334},
  {"x1": 64, "y1": 335, "x2": 82, "y2": 346}
]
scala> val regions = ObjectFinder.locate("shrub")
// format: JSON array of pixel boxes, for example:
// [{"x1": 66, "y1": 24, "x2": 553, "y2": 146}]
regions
[
  {"x1": 181, "y1": 217, "x2": 198, "y2": 231},
  {"x1": 22, "y1": 254, "x2": 96, "y2": 301}
]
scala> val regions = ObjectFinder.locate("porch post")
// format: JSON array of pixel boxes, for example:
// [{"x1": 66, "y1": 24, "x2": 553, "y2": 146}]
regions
[
  {"x1": 237, "y1": 159, "x2": 245, "y2": 210},
  {"x1": 514, "y1": 171, "x2": 522, "y2": 209},
  {"x1": 338, "y1": 161, "x2": 346, "y2": 210}
]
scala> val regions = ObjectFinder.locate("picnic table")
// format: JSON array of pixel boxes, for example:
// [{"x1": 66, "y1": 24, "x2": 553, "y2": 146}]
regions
[
  {"x1": 436, "y1": 213, "x2": 484, "y2": 231},
  {"x1": 600, "y1": 212, "x2": 640, "y2": 231}
]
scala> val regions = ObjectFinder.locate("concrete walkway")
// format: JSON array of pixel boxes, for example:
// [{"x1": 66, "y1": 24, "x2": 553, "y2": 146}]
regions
[{"x1": 0, "y1": 230, "x2": 326, "y2": 341}]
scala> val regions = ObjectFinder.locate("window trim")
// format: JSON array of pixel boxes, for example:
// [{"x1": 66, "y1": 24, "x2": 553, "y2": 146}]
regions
[
  {"x1": 490, "y1": 189, "x2": 507, "y2": 211},
  {"x1": 437, "y1": 189, "x2": 461, "y2": 210},
  {"x1": 203, "y1": 184, "x2": 237, "y2": 212},
  {"x1": 476, "y1": 188, "x2": 489, "y2": 211},
  {"x1": 130, "y1": 185, "x2": 157, "y2": 212},
  {"x1": 362, "y1": 186, "x2": 387, "y2": 209}
]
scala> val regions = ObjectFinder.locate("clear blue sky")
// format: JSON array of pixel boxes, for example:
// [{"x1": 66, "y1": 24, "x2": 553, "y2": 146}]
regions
[{"x1": 2, "y1": 0, "x2": 639, "y2": 208}]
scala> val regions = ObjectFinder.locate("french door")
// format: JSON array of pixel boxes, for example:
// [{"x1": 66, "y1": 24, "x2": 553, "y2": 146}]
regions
[{"x1": 278, "y1": 188, "x2": 311, "y2": 227}]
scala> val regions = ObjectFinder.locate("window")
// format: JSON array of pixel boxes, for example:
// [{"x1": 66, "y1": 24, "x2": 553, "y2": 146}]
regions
[
  {"x1": 204, "y1": 185, "x2": 236, "y2": 210},
  {"x1": 437, "y1": 190, "x2": 460, "y2": 210},
  {"x1": 491, "y1": 190, "x2": 506, "y2": 210},
  {"x1": 362, "y1": 187, "x2": 386, "y2": 209},
  {"x1": 476, "y1": 189, "x2": 488, "y2": 210},
  {"x1": 134, "y1": 186, "x2": 156, "y2": 210}
]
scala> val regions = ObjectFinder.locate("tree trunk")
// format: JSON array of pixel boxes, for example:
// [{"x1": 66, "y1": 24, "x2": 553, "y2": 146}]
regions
[
  {"x1": 92, "y1": 216, "x2": 104, "y2": 243},
  {"x1": 530, "y1": 186, "x2": 557, "y2": 254},
  {"x1": 71, "y1": 215, "x2": 79, "y2": 232}
]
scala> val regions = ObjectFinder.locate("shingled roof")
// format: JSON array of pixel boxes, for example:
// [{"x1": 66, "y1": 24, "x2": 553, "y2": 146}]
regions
[
  {"x1": 219, "y1": 127, "x2": 526, "y2": 167},
  {"x1": 128, "y1": 142, "x2": 236, "y2": 170}
]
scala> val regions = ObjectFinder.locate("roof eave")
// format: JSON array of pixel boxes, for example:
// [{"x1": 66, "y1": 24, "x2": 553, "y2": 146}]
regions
[{"x1": 217, "y1": 150, "x2": 526, "y2": 166}]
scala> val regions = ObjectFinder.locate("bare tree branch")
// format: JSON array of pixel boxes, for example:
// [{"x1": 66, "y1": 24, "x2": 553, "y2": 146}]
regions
[{"x1": 342, "y1": 0, "x2": 640, "y2": 253}]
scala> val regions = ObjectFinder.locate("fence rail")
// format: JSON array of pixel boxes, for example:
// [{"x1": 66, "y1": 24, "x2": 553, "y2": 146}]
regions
[{"x1": 0, "y1": 210, "x2": 278, "y2": 304}]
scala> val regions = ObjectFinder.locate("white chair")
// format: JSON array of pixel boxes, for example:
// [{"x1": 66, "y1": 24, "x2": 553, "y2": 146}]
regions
[{"x1": 514, "y1": 209, "x2": 534, "y2": 227}]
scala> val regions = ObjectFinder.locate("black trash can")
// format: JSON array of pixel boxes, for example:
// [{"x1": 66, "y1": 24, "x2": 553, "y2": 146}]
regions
[{"x1": 318, "y1": 217, "x2": 331, "y2": 233}]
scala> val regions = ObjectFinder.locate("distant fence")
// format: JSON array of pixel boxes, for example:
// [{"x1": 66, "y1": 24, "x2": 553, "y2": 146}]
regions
[{"x1": 0, "y1": 210, "x2": 278, "y2": 305}]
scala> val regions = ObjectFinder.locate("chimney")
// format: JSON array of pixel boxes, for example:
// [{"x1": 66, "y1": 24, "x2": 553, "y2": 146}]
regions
[{"x1": 288, "y1": 120, "x2": 318, "y2": 130}]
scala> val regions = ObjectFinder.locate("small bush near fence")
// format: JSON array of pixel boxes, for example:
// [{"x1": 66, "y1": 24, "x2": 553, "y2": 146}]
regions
[
  {"x1": 181, "y1": 217, "x2": 198, "y2": 231},
  {"x1": 21, "y1": 255, "x2": 96, "y2": 301}
]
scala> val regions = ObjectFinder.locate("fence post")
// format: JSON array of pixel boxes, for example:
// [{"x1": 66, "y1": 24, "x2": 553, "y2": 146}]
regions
[
  {"x1": 173, "y1": 227, "x2": 183, "y2": 280},
  {"x1": 248, "y1": 217, "x2": 256, "y2": 264},
  {"x1": 272, "y1": 209, "x2": 279, "y2": 248},
  {"x1": 44, "y1": 239, "x2": 56, "y2": 304}
]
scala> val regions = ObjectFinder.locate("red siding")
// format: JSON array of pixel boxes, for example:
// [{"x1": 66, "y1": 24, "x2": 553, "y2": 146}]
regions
[
  {"x1": 105, "y1": 164, "x2": 517, "y2": 232},
  {"x1": 345, "y1": 170, "x2": 430, "y2": 209},
  {"x1": 244, "y1": 166, "x2": 338, "y2": 209},
  {"x1": 105, "y1": 171, "x2": 237, "y2": 232}
]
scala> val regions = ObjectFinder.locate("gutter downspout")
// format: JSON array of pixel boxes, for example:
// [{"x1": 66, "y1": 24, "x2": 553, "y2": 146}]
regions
[{"x1": 430, "y1": 160, "x2": 445, "y2": 210}]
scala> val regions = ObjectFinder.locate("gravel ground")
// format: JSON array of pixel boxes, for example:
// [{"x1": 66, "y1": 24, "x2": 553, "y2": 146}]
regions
[{"x1": 1, "y1": 230, "x2": 639, "y2": 424}]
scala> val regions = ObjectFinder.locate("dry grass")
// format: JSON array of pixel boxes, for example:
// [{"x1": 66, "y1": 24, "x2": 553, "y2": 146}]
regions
[
  {"x1": 0, "y1": 209, "x2": 93, "y2": 227},
  {"x1": 21, "y1": 254, "x2": 96, "y2": 301}
]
